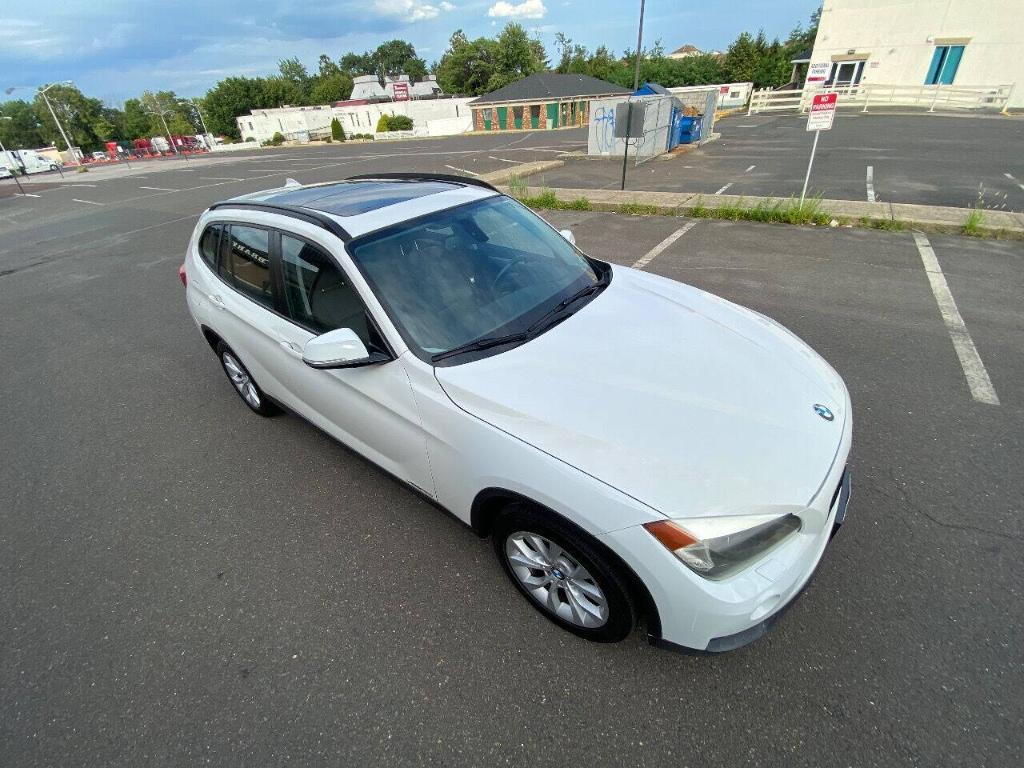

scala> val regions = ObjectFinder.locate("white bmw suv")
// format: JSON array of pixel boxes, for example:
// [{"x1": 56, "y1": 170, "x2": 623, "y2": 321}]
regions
[{"x1": 180, "y1": 174, "x2": 852, "y2": 653}]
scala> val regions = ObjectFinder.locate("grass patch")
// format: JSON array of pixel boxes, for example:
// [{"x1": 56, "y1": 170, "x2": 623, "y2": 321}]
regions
[
  {"x1": 617, "y1": 202, "x2": 661, "y2": 216},
  {"x1": 516, "y1": 185, "x2": 593, "y2": 211},
  {"x1": 688, "y1": 196, "x2": 832, "y2": 226},
  {"x1": 507, "y1": 173, "x2": 527, "y2": 199},
  {"x1": 962, "y1": 206, "x2": 985, "y2": 237},
  {"x1": 76, "y1": 165, "x2": 89, "y2": 173}
]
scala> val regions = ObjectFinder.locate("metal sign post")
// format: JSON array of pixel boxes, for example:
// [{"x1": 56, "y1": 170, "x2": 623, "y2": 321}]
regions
[{"x1": 800, "y1": 92, "x2": 837, "y2": 207}]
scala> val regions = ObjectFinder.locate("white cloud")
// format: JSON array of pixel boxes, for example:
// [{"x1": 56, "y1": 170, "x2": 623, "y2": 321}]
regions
[
  {"x1": 373, "y1": 0, "x2": 442, "y2": 22},
  {"x1": 487, "y1": 0, "x2": 547, "y2": 20},
  {"x1": 440, "y1": 1, "x2": 456, "y2": 10}
]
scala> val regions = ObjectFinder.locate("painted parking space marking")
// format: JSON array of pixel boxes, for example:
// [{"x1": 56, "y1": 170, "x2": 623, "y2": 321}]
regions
[
  {"x1": 487, "y1": 157, "x2": 520, "y2": 164},
  {"x1": 745, "y1": 165, "x2": 756, "y2": 173},
  {"x1": 714, "y1": 183, "x2": 734, "y2": 195},
  {"x1": 72, "y1": 198, "x2": 104, "y2": 205},
  {"x1": 913, "y1": 232, "x2": 999, "y2": 406},
  {"x1": 1004, "y1": 172, "x2": 1024, "y2": 192},
  {"x1": 139, "y1": 186, "x2": 178, "y2": 192},
  {"x1": 199, "y1": 177, "x2": 244, "y2": 181},
  {"x1": 631, "y1": 222, "x2": 697, "y2": 270},
  {"x1": 15, "y1": 193, "x2": 41, "y2": 198},
  {"x1": 445, "y1": 165, "x2": 479, "y2": 175},
  {"x1": 60, "y1": 183, "x2": 97, "y2": 188},
  {"x1": 866, "y1": 165, "x2": 876, "y2": 202}
]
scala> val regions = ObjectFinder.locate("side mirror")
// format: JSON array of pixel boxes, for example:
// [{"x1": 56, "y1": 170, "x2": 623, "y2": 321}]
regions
[
  {"x1": 303, "y1": 328, "x2": 373, "y2": 369},
  {"x1": 559, "y1": 229, "x2": 576, "y2": 246}
]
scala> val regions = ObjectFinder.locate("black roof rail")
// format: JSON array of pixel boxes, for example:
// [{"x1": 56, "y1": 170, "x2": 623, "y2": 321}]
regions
[
  {"x1": 208, "y1": 201, "x2": 351, "y2": 241},
  {"x1": 344, "y1": 172, "x2": 500, "y2": 193}
]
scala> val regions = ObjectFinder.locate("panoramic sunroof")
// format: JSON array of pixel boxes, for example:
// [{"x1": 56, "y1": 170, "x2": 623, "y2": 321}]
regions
[{"x1": 266, "y1": 181, "x2": 457, "y2": 217}]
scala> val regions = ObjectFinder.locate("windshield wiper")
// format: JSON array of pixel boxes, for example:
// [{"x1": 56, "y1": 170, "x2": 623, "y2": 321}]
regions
[
  {"x1": 524, "y1": 272, "x2": 609, "y2": 337},
  {"x1": 431, "y1": 270, "x2": 609, "y2": 363},
  {"x1": 431, "y1": 332, "x2": 530, "y2": 362}
]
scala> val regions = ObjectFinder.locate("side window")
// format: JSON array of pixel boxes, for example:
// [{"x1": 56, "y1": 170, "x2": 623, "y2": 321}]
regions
[
  {"x1": 221, "y1": 225, "x2": 273, "y2": 309},
  {"x1": 279, "y1": 233, "x2": 371, "y2": 346},
  {"x1": 198, "y1": 224, "x2": 221, "y2": 270}
]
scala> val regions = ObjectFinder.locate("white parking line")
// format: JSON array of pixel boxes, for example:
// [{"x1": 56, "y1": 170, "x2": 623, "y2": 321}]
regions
[
  {"x1": 72, "y1": 198, "x2": 104, "y2": 205},
  {"x1": 631, "y1": 222, "x2": 697, "y2": 270},
  {"x1": 913, "y1": 232, "x2": 999, "y2": 406},
  {"x1": 714, "y1": 183, "x2": 734, "y2": 195},
  {"x1": 745, "y1": 165, "x2": 756, "y2": 173},
  {"x1": 1005, "y1": 172, "x2": 1024, "y2": 192},
  {"x1": 444, "y1": 165, "x2": 478, "y2": 176},
  {"x1": 61, "y1": 183, "x2": 97, "y2": 188},
  {"x1": 15, "y1": 193, "x2": 41, "y2": 198},
  {"x1": 866, "y1": 165, "x2": 876, "y2": 202},
  {"x1": 139, "y1": 186, "x2": 178, "y2": 192},
  {"x1": 199, "y1": 177, "x2": 244, "y2": 181},
  {"x1": 487, "y1": 157, "x2": 520, "y2": 164}
]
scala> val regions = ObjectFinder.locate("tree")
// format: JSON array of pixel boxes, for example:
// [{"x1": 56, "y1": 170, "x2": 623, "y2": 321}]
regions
[
  {"x1": 318, "y1": 54, "x2": 341, "y2": 78},
  {"x1": 203, "y1": 77, "x2": 267, "y2": 138},
  {"x1": 487, "y1": 23, "x2": 547, "y2": 91},
  {"x1": 340, "y1": 52, "x2": 374, "y2": 76},
  {"x1": 32, "y1": 84, "x2": 107, "y2": 151},
  {"x1": 123, "y1": 98, "x2": 156, "y2": 139},
  {"x1": 436, "y1": 30, "x2": 499, "y2": 96},
  {"x1": 373, "y1": 39, "x2": 427, "y2": 82},
  {"x1": 722, "y1": 32, "x2": 760, "y2": 84},
  {"x1": 331, "y1": 117, "x2": 345, "y2": 141},
  {"x1": 309, "y1": 73, "x2": 353, "y2": 105},
  {"x1": 0, "y1": 99, "x2": 46, "y2": 149}
]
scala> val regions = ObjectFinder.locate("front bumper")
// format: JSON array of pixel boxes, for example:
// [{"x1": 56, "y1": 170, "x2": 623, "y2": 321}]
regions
[
  {"x1": 598, "y1": 407, "x2": 852, "y2": 653},
  {"x1": 653, "y1": 469, "x2": 851, "y2": 654}
]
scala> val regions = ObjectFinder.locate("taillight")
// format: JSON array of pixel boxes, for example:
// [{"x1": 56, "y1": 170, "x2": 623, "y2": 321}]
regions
[{"x1": 178, "y1": 262, "x2": 187, "y2": 287}]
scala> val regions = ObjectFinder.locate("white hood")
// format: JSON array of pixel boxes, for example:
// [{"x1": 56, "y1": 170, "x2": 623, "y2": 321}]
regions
[{"x1": 434, "y1": 268, "x2": 849, "y2": 519}]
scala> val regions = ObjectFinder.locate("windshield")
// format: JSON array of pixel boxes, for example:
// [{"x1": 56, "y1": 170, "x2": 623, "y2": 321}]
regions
[{"x1": 348, "y1": 195, "x2": 605, "y2": 362}]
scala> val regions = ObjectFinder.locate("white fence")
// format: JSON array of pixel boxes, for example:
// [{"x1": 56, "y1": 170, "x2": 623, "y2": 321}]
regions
[{"x1": 748, "y1": 83, "x2": 1015, "y2": 115}]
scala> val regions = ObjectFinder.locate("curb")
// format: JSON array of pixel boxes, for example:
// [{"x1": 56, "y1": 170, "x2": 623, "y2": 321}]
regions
[
  {"x1": 480, "y1": 159, "x2": 565, "y2": 185},
  {"x1": 499, "y1": 185, "x2": 1024, "y2": 239}
]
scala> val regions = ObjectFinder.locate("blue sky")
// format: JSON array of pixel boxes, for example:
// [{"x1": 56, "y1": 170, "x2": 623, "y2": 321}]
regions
[{"x1": 1, "y1": 0, "x2": 819, "y2": 105}]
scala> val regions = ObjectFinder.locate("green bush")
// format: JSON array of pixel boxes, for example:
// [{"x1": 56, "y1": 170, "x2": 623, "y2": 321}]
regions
[
  {"x1": 388, "y1": 114, "x2": 413, "y2": 131},
  {"x1": 331, "y1": 117, "x2": 345, "y2": 142},
  {"x1": 270, "y1": 131, "x2": 285, "y2": 146},
  {"x1": 376, "y1": 115, "x2": 391, "y2": 133}
]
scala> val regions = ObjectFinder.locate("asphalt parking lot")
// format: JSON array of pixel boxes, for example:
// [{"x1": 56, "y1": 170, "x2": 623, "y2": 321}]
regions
[
  {"x1": 536, "y1": 113, "x2": 1024, "y2": 211},
  {"x1": 1, "y1": 146, "x2": 1022, "y2": 766}
]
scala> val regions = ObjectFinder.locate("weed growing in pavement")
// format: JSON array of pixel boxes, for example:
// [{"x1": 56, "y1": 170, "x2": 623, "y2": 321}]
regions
[
  {"x1": 76, "y1": 165, "x2": 89, "y2": 173},
  {"x1": 507, "y1": 173, "x2": 527, "y2": 199},
  {"x1": 617, "y1": 202, "x2": 661, "y2": 216},
  {"x1": 688, "y1": 196, "x2": 832, "y2": 226},
  {"x1": 516, "y1": 185, "x2": 593, "y2": 211},
  {"x1": 962, "y1": 187, "x2": 986, "y2": 236},
  {"x1": 860, "y1": 216, "x2": 905, "y2": 231}
]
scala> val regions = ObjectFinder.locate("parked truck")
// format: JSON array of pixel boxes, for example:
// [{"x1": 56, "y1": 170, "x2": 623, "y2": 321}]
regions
[{"x1": 0, "y1": 148, "x2": 62, "y2": 175}]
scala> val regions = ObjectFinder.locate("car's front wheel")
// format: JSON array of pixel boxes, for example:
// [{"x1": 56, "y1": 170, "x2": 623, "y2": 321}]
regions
[
  {"x1": 493, "y1": 504, "x2": 636, "y2": 642},
  {"x1": 217, "y1": 343, "x2": 277, "y2": 416}
]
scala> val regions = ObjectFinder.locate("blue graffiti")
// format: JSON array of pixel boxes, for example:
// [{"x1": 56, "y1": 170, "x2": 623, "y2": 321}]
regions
[{"x1": 593, "y1": 107, "x2": 616, "y2": 154}]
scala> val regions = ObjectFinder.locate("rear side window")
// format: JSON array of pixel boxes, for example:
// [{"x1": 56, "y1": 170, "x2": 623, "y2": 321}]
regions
[
  {"x1": 198, "y1": 224, "x2": 222, "y2": 269},
  {"x1": 279, "y1": 233, "x2": 370, "y2": 345},
  {"x1": 221, "y1": 225, "x2": 273, "y2": 309}
]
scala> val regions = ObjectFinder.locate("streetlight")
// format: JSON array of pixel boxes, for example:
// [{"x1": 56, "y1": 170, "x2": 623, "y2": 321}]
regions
[
  {"x1": 144, "y1": 95, "x2": 181, "y2": 156},
  {"x1": 38, "y1": 81, "x2": 79, "y2": 165},
  {"x1": 0, "y1": 114, "x2": 27, "y2": 194},
  {"x1": 183, "y1": 99, "x2": 212, "y2": 149}
]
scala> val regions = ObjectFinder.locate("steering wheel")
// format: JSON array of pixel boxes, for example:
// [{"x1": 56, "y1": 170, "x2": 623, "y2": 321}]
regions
[{"x1": 492, "y1": 257, "x2": 528, "y2": 293}]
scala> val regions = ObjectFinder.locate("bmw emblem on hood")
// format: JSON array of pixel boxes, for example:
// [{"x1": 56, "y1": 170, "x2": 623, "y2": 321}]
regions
[{"x1": 813, "y1": 404, "x2": 835, "y2": 421}]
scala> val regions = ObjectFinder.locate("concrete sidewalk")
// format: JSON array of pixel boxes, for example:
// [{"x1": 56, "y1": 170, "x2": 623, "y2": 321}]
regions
[{"x1": 499, "y1": 184, "x2": 1024, "y2": 237}]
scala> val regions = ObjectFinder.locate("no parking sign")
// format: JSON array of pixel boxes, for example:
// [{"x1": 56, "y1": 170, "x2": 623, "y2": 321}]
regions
[{"x1": 807, "y1": 92, "x2": 838, "y2": 132}]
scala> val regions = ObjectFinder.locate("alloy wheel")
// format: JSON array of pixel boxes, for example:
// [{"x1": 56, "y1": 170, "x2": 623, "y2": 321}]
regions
[{"x1": 222, "y1": 352, "x2": 261, "y2": 409}]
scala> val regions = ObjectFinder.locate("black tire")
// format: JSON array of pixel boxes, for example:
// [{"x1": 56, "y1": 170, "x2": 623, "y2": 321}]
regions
[
  {"x1": 493, "y1": 503, "x2": 636, "y2": 643},
  {"x1": 216, "y1": 342, "x2": 278, "y2": 417}
]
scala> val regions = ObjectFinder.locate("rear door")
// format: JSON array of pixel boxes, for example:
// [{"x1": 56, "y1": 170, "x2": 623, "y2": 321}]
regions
[{"x1": 266, "y1": 229, "x2": 434, "y2": 495}]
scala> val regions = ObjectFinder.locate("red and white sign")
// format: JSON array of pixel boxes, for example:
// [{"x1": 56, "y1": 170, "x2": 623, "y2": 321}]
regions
[
  {"x1": 806, "y1": 62, "x2": 832, "y2": 83},
  {"x1": 807, "y1": 92, "x2": 838, "y2": 132},
  {"x1": 392, "y1": 83, "x2": 410, "y2": 101}
]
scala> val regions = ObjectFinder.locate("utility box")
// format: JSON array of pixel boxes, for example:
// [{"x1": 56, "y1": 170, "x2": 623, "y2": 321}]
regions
[{"x1": 614, "y1": 102, "x2": 646, "y2": 138}]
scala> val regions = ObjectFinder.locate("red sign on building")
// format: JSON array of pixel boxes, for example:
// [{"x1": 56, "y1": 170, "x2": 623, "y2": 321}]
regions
[{"x1": 393, "y1": 83, "x2": 410, "y2": 101}]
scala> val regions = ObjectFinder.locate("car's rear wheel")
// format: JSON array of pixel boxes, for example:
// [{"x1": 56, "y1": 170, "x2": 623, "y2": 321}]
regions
[
  {"x1": 217, "y1": 343, "x2": 277, "y2": 416},
  {"x1": 493, "y1": 504, "x2": 636, "y2": 642}
]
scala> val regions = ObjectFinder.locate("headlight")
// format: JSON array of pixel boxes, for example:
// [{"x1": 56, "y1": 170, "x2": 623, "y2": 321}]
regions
[{"x1": 644, "y1": 513, "x2": 802, "y2": 580}]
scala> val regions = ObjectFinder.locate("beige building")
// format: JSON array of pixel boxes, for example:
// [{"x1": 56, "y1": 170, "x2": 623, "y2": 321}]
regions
[{"x1": 809, "y1": 0, "x2": 1024, "y2": 107}]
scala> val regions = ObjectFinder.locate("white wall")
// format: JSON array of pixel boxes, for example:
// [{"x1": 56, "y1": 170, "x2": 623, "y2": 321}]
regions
[
  {"x1": 332, "y1": 98, "x2": 475, "y2": 136},
  {"x1": 810, "y1": 0, "x2": 1024, "y2": 106},
  {"x1": 237, "y1": 106, "x2": 334, "y2": 143},
  {"x1": 669, "y1": 82, "x2": 751, "y2": 109}
]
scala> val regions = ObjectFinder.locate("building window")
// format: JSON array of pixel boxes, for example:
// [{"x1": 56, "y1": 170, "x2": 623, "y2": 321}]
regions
[
  {"x1": 827, "y1": 61, "x2": 865, "y2": 86},
  {"x1": 925, "y1": 45, "x2": 964, "y2": 85}
]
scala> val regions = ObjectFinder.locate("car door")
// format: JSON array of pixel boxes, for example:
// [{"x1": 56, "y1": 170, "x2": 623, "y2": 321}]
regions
[
  {"x1": 208, "y1": 222, "x2": 296, "y2": 401},
  {"x1": 266, "y1": 228, "x2": 435, "y2": 496}
]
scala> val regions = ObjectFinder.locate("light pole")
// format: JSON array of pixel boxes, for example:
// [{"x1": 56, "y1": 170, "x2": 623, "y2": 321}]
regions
[
  {"x1": 0, "y1": 115, "x2": 27, "y2": 194},
  {"x1": 620, "y1": 0, "x2": 646, "y2": 190},
  {"x1": 38, "y1": 81, "x2": 78, "y2": 165},
  {"x1": 184, "y1": 99, "x2": 211, "y2": 148},
  {"x1": 144, "y1": 95, "x2": 181, "y2": 157}
]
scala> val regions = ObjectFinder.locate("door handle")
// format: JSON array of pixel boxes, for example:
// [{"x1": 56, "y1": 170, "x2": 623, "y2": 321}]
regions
[
  {"x1": 279, "y1": 340, "x2": 303, "y2": 357},
  {"x1": 207, "y1": 293, "x2": 225, "y2": 308}
]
